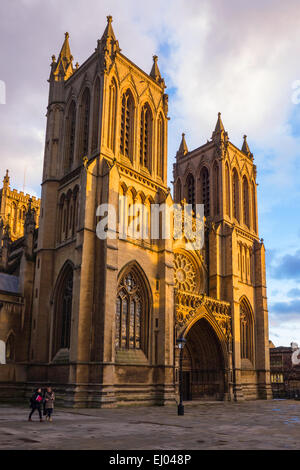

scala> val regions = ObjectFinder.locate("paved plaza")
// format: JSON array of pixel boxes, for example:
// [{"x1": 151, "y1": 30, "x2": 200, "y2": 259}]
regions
[{"x1": 0, "y1": 399, "x2": 300, "y2": 450}]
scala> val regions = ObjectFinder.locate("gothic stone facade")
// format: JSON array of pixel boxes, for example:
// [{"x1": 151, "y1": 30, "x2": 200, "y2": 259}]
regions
[{"x1": 0, "y1": 16, "x2": 272, "y2": 406}]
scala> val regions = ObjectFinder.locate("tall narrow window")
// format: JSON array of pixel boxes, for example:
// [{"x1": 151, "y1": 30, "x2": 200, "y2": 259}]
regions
[
  {"x1": 64, "y1": 101, "x2": 76, "y2": 172},
  {"x1": 107, "y1": 79, "x2": 117, "y2": 151},
  {"x1": 53, "y1": 263, "x2": 74, "y2": 357},
  {"x1": 78, "y1": 88, "x2": 90, "y2": 161},
  {"x1": 232, "y1": 168, "x2": 240, "y2": 222},
  {"x1": 252, "y1": 182, "x2": 257, "y2": 233},
  {"x1": 186, "y1": 174, "x2": 195, "y2": 213},
  {"x1": 225, "y1": 162, "x2": 230, "y2": 217},
  {"x1": 92, "y1": 77, "x2": 100, "y2": 152},
  {"x1": 243, "y1": 176, "x2": 250, "y2": 228},
  {"x1": 240, "y1": 299, "x2": 253, "y2": 362},
  {"x1": 140, "y1": 103, "x2": 152, "y2": 171},
  {"x1": 213, "y1": 162, "x2": 219, "y2": 216},
  {"x1": 176, "y1": 179, "x2": 182, "y2": 203},
  {"x1": 157, "y1": 113, "x2": 164, "y2": 179},
  {"x1": 200, "y1": 167, "x2": 210, "y2": 217},
  {"x1": 120, "y1": 89, "x2": 134, "y2": 160},
  {"x1": 115, "y1": 266, "x2": 149, "y2": 354}
]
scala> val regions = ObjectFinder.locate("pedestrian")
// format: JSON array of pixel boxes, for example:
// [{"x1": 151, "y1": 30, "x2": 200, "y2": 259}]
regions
[
  {"x1": 28, "y1": 387, "x2": 44, "y2": 422},
  {"x1": 44, "y1": 386, "x2": 55, "y2": 422}
]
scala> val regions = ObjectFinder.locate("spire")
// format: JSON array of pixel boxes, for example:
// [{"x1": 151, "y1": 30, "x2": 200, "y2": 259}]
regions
[
  {"x1": 97, "y1": 15, "x2": 120, "y2": 60},
  {"x1": 51, "y1": 32, "x2": 74, "y2": 81},
  {"x1": 212, "y1": 112, "x2": 228, "y2": 147},
  {"x1": 3, "y1": 169, "x2": 9, "y2": 188},
  {"x1": 150, "y1": 55, "x2": 165, "y2": 88},
  {"x1": 214, "y1": 112, "x2": 225, "y2": 133},
  {"x1": 176, "y1": 133, "x2": 188, "y2": 158},
  {"x1": 241, "y1": 135, "x2": 253, "y2": 159},
  {"x1": 101, "y1": 15, "x2": 116, "y2": 42}
]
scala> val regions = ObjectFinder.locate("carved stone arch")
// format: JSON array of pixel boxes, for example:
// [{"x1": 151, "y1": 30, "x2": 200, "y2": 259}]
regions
[
  {"x1": 120, "y1": 79, "x2": 138, "y2": 105},
  {"x1": 51, "y1": 260, "x2": 74, "y2": 359},
  {"x1": 127, "y1": 186, "x2": 137, "y2": 200},
  {"x1": 140, "y1": 86, "x2": 157, "y2": 113},
  {"x1": 179, "y1": 305, "x2": 229, "y2": 368},
  {"x1": 119, "y1": 181, "x2": 128, "y2": 195},
  {"x1": 108, "y1": 62, "x2": 121, "y2": 87},
  {"x1": 230, "y1": 153, "x2": 242, "y2": 174},
  {"x1": 116, "y1": 260, "x2": 152, "y2": 356}
]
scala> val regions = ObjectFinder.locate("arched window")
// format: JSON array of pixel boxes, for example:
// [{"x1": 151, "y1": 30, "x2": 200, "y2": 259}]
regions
[
  {"x1": 91, "y1": 77, "x2": 100, "y2": 152},
  {"x1": 176, "y1": 179, "x2": 182, "y2": 203},
  {"x1": 140, "y1": 103, "x2": 152, "y2": 171},
  {"x1": 72, "y1": 186, "x2": 79, "y2": 236},
  {"x1": 53, "y1": 263, "x2": 74, "y2": 357},
  {"x1": 225, "y1": 162, "x2": 230, "y2": 217},
  {"x1": 252, "y1": 182, "x2": 257, "y2": 233},
  {"x1": 213, "y1": 162, "x2": 219, "y2": 216},
  {"x1": 232, "y1": 168, "x2": 240, "y2": 222},
  {"x1": 11, "y1": 203, "x2": 17, "y2": 234},
  {"x1": 107, "y1": 78, "x2": 117, "y2": 151},
  {"x1": 243, "y1": 176, "x2": 250, "y2": 228},
  {"x1": 200, "y1": 167, "x2": 210, "y2": 217},
  {"x1": 186, "y1": 174, "x2": 195, "y2": 213},
  {"x1": 120, "y1": 89, "x2": 134, "y2": 160},
  {"x1": 64, "y1": 101, "x2": 76, "y2": 172},
  {"x1": 240, "y1": 299, "x2": 253, "y2": 362},
  {"x1": 58, "y1": 194, "x2": 65, "y2": 243},
  {"x1": 157, "y1": 113, "x2": 164, "y2": 179},
  {"x1": 6, "y1": 333, "x2": 15, "y2": 363},
  {"x1": 116, "y1": 266, "x2": 150, "y2": 354},
  {"x1": 78, "y1": 88, "x2": 90, "y2": 161}
]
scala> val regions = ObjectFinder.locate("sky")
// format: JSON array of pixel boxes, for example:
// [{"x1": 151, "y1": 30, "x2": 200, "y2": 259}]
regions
[{"x1": 0, "y1": 0, "x2": 300, "y2": 347}]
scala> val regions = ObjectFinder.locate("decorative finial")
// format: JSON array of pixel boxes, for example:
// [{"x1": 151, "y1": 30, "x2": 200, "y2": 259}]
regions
[
  {"x1": 107, "y1": 15, "x2": 113, "y2": 24},
  {"x1": 75, "y1": 62, "x2": 79, "y2": 70},
  {"x1": 153, "y1": 55, "x2": 158, "y2": 63},
  {"x1": 243, "y1": 134, "x2": 247, "y2": 140},
  {"x1": 52, "y1": 55, "x2": 56, "y2": 63},
  {"x1": 65, "y1": 32, "x2": 69, "y2": 39}
]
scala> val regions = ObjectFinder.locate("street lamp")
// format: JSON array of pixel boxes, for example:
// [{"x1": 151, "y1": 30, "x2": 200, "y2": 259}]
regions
[{"x1": 177, "y1": 335, "x2": 187, "y2": 416}]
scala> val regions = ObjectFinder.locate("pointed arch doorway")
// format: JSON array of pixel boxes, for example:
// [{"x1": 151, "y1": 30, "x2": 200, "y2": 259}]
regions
[{"x1": 182, "y1": 318, "x2": 226, "y2": 401}]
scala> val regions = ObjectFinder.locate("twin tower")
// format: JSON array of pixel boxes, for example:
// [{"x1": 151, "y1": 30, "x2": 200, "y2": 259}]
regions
[{"x1": 24, "y1": 16, "x2": 271, "y2": 406}]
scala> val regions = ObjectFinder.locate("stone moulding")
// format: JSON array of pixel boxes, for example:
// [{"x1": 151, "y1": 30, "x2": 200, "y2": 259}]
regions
[{"x1": 175, "y1": 289, "x2": 232, "y2": 342}]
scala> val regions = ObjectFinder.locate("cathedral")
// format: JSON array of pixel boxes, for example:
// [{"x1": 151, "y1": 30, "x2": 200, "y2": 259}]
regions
[{"x1": 0, "y1": 16, "x2": 272, "y2": 406}]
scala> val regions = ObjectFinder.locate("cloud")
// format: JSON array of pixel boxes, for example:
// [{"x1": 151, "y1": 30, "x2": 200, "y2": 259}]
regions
[
  {"x1": 271, "y1": 250, "x2": 300, "y2": 280},
  {"x1": 287, "y1": 288, "x2": 300, "y2": 298}
]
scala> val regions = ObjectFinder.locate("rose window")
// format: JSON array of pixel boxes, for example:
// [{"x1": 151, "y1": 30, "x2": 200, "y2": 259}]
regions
[{"x1": 174, "y1": 252, "x2": 198, "y2": 292}]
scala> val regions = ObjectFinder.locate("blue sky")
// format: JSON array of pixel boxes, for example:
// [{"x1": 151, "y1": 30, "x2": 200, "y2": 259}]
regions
[{"x1": 0, "y1": 0, "x2": 300, "y2": 346}]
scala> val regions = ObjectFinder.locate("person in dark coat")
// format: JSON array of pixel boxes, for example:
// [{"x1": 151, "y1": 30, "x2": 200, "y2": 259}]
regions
[
  {"x1": 28, "y1": 388, "x2": 44, "y2": 422},
  {"x1": 44, "y1": 387, "x2": 55, "y2": 422}
]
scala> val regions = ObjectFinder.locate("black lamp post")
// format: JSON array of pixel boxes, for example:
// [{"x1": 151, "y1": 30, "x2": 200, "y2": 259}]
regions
[{"x1": 177, "y1": 336, "x2": 187, "y2": 416}]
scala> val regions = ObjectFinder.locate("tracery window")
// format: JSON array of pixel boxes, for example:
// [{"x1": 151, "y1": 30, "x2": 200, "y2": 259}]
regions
[
  {"x1": 140, "y1": 103, "x2": 152, "y2": 171},
  {"x1": 157, "y1": 114, "x2": 164, "y2": 179},
  {"x1": 53, "y1": 263, "x2": 73, "y2": 357},
  {"x1": 64, "y1": 101, "x2": 76, "y2": 172},
  {"x1": 78, "y1": 88, "x2": 90, "y2": 160},
  {"x1": 120, "y1": 89, "x2": 134, "y2": 160},
  {"x1": 240, "y1": 299, "x2": 253, "y2": 362},
  {"x1": 232, "y1": 168, "x2": 240, "y2": 221},
  {"x1": 225, "y1": 162, "x2": 230, "y2": 217},
  {"x1": 200, "y1": 167, "x2": 210, "y2": 217},
  {"x1": 213, "y1": 162, "x2": 219, "y2": 216},
  {"x1": 252, "y1": 182, "x2": 257, "y2": 233},
  {"x1": 186, "y1": 174, "x2": 195, "y2": 213},
  {"x1": 116, "y1": 269, "x2": 148, "y2": 351},
  {"x1": 243, "y1": 176, "x2": 250, "y2": 228},
  {"x1": 92, "y1": 77, "x2": 100, "y2": 152},
  {"x1": 107, "y1": 78, "x2": 117, "y2": 151}
]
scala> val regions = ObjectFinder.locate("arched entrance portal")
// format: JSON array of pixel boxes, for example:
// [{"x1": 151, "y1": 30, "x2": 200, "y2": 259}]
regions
[{"x1": 182, "y1": 318, "x2": 225, "y2": 401}]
